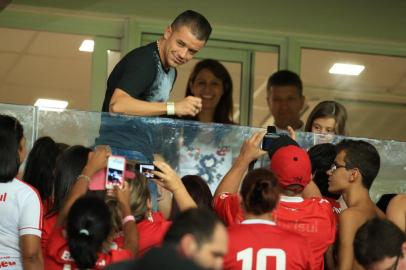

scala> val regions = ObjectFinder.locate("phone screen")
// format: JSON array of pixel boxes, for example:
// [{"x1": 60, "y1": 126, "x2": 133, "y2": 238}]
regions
[
  {"x1": 138, "y1": 164, "x2": 155, "y2": 179},
  {"x1": 105, "y1": 156, "x2": 126, "y2": 189}
]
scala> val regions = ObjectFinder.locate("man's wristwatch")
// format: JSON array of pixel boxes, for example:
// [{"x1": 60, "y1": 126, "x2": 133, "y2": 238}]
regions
[{"x1": 166, "y1": 101, "x2": 175, "y2": 115}]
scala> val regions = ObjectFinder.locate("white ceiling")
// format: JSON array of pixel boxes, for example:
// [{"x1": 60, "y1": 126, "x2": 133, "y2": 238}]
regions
[{"x1": 0, "y1": 27, "x2": 92, "y2": 109}]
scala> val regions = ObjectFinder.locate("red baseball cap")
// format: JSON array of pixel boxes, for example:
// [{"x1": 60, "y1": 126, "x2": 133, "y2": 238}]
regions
[{"x1": 270, "y1": 145, "x2": 311, "y2": 188}]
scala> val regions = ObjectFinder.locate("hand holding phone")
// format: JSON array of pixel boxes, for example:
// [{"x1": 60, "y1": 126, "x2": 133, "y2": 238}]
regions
[
  {"x1": 113, "y1": 181, "x2": 131, "y2": 209},
  {"x1": 150, "y1": 161, "x2": 183, "y2": 193},
  {"x1": 105, "y1": 155, "x2": 126, "y2": 189},
  {"x1": 87, "y1": 145, "x2": 110, "y2": 174}
]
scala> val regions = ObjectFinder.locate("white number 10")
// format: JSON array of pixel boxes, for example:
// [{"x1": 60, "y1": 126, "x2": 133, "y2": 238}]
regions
[{"x1": 237, "y1": 248, "x2": 286, "y2": 270}]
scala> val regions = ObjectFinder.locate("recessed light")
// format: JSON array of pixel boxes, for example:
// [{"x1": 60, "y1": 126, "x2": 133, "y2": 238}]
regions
[
  {"x1": 34, "y1": 98, "x2": 68, "y2": 111},
  {"x1": 329, "y1": 63, "x2": 365, "y2": 76},
  {"x1": 79, "y1": 39, "x2": 94, "y2": 52}
]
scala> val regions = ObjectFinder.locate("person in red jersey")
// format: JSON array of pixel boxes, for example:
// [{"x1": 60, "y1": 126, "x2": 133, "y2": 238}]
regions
[
  {"x1": 109, "y1": 160, "x2": 198, "y2": 257},
  {"x1": 46, "y1": 146, "x2": 138, "y2": 269},
  {"x1": 42, "y1": 145, "x2": 91, "y2": 257},
  {"x1": 223, "y1": 168, "x2": 313, "y2": 270},
  {"x1": 107, "y1": 208, "x2": 227, "y2": 270},
  {"x1": 213, "y1": 132, "x2": 336, "y2": 270}
]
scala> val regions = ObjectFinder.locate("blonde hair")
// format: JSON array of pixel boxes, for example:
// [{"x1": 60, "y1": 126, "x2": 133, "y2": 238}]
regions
[{"x1": 106, "y1": 171, "x2": 151, "y2": 232}]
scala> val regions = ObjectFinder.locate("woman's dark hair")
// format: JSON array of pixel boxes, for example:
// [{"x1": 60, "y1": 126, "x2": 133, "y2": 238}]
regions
[
  {"x1": 240, "y1": 168, "x2": 279, "y2": 215},
  {"x1": 0, "y1": 114, "x2": 24, "y2": 183},
  {"x1": 67, "y1": 195, "x2": 112, "y2": 269},
  {"x1": 185, "y1": 59, "x2": 234, "y2": 124},
  {"x1": 47, "y1": 145, "x2": 91, "y2": 216},
  {"x1": 305, "y1": 100, "x2": 348, "y2": 135},
  {"x1": 308, "y1": 143, "x2": 339, "y2": 200},
  {"x1": 169, "y1": 175, "x2": 213, "y2": 220},
  {"x1": 23, "y1": 136, "x2": 66, "y2": 201}
]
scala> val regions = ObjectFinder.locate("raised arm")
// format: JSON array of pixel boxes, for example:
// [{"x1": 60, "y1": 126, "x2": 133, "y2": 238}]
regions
[
  {"x1": 109, "y1": 88, "x2": 202, "y2": 117},
  {"x1": 114, "y1": 182, "x2": 138, "y2": 255},
  {"x1": 57, "y1": 146, "x2": 110, "y2": 226},
  {"x1": 153, "y1": 161, "x2": 197, "y2": 211},
  {"x1": 214, "y1": 131, "x2": 267, "y2": 197}
]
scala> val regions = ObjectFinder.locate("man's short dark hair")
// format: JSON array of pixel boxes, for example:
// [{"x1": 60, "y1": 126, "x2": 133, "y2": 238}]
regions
[
  {"x1": 354, "y1": 218, "x2": 406, "y2": 267},
  {"x1": 164, "y1": 208, "x2": 221, "y2": 248},
  {"x1": 267, "y1": 70, "x2": 303, "y2": 96},
  {"x1": 336, "y1": 139, "x2": 380, "y2": 190},
  {"x1": 171, "y1": 10, "x2": 212, "y2": 41}
]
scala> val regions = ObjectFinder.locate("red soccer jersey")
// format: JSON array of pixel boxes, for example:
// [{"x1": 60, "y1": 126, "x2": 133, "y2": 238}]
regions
[
  {"x1": 113, "y1": 211, "x2": 172, "y2": 257},
  {"x1": 273, "y1": 196, "x2": 336, "y2": 270},
  {"x1": 213, "y1": 193, "x2": 244, "y2": 226},
  {"x1": 45, "y1": 226, "x2": 133, "y2": 270},
  {"x1": 214, "y1": 193, "x2": 336, "y2": 270},
  {"x1": 224, "y1": 219, "x2": 313, "y2": 270},
  {"x1": 41, "y1": 213, "x2": 57, "y2": 258}
]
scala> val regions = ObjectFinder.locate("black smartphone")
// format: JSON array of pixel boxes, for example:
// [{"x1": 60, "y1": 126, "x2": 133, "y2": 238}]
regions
[{"x1": 261, "y1": 126, "x2": 280, "y2": 151}]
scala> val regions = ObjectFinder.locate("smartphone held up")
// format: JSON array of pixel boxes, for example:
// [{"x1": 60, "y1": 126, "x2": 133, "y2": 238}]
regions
[
  {"x1": 136, "y1": 163, "x2": 162, "y2": 179},
  {"x1": 105, "y1": 155, "x2": 126, "y2": 189},
  {"x1": 261, "y1": 126, "x2": 280, "y2": 151}
]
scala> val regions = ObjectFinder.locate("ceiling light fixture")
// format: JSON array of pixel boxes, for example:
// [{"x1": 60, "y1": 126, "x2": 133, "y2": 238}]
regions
[
  {"x1": 34, "y1": 98, "x2": 68, "y2": 111},
  {"x1": 79, "y1": 39, "x2": 94, "y2": 52},
  {"x1": 329, "y1": 63, "x2": 365, "y2": 76}
]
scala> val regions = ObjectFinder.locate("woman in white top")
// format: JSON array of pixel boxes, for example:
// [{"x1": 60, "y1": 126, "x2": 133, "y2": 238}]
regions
[
  {"x1": 179, "y1": 59, "x2": 237, "y2": 192},
  {"x1": 0, "y1": 114, "x2": 43, "y2": 269}
]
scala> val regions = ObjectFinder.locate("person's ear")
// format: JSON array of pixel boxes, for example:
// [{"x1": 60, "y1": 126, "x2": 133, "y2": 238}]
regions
[
  {"x1": 163, "y1": 26, "x2": 172, "y2": 40},
  {"x1": 401, "y1": 242, "x2": 406, "y2": 256},
  {"x1": 266, "y1": 94, "x2": 272, "y2": 109},
  {"x1": 179, "y1": 234, "x2": 198, "y2": 257},
  {"x1": 349, "y1": 168, "x2": 360, "y2": 183}
]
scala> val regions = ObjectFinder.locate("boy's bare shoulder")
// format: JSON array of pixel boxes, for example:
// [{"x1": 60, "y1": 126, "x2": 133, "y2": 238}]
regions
[{"x1": 340, "y1": 206, "x2": 376, "y2": 229}]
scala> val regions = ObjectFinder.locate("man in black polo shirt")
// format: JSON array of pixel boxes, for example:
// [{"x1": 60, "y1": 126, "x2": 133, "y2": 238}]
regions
[
  {"x1": 96, "y1": 10, "x2": 212, "y2": 163},
  {"x1": 103, "y1": 9, "x2": 211, "y2": 118}
]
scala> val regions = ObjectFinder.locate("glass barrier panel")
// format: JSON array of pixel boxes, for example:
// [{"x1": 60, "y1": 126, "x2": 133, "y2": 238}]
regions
[
  {"x1": 0, "y1": 103, "x2": 35, "y2": 149},
  {"x1": 1, "y1": 102, "x2": 405, "y2": 201}
]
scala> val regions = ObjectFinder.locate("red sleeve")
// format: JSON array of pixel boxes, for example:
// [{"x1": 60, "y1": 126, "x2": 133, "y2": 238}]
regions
[
  {"x1": 212, "y1": 193, "x2": 244, "y2": 226},
  {"x1": 137, "y1": 212, "x2": 172, "y2": 257},
  {"x1": 41, "y1": 214, "x2": 58, "y2": 258},
  {"x1": 46, "y1": 226, "x2": 67, "y2": 258},
  {"x1": 45, "y1": 225, "x2": 73, "y2": 270},
  {"x1": 105, "y1": 249, "x2": 133, "y2": 265}
]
